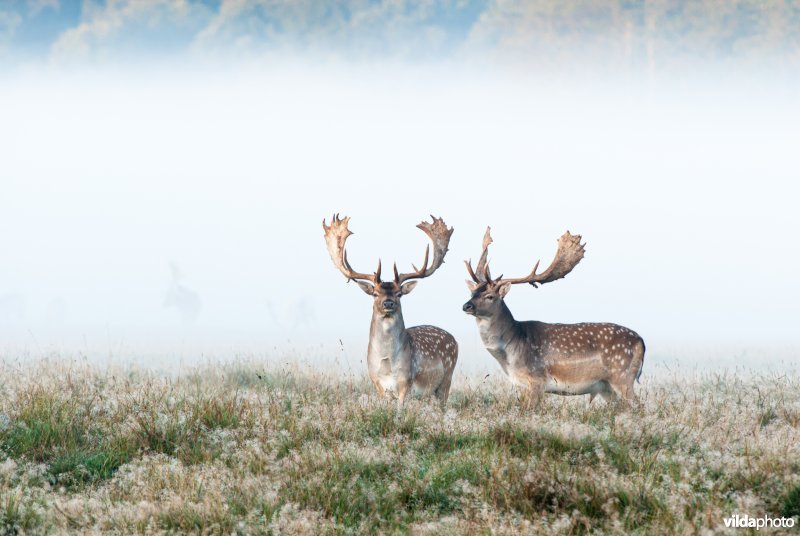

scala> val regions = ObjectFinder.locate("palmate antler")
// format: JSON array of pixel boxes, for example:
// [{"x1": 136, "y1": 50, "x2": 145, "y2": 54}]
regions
[
  {"x1": 323, "y1": 214, "x2": 454, "y2": 286},
  {"x1": 498, "y1": 231, "x2": 586, "y2": 287},
  {"x1": 322, "y1": 214, "x2": 380, "y2": 284},
  {"x1": 395, "y1": 216, "x2": 454, "y2": 284},
  {"x1": 466, "y1": 228, "x2": 586, "y2": 288}
]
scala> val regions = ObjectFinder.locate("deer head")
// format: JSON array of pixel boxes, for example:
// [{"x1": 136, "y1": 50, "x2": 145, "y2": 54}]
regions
[
  {"x1": 323, "y1": 214, "x2": 453, "y2": 316},
  {"x1": 462, "y1": 227, "x2": 585, "y2": 317}
]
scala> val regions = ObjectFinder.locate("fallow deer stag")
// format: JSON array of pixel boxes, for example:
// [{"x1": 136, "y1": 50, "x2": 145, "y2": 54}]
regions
[
  {"x1": 323, "y1": 214, "x2": 458, "y2": 405},
  {"x1": 462, "y1": 228, "x2": 645, "y2": 405}
]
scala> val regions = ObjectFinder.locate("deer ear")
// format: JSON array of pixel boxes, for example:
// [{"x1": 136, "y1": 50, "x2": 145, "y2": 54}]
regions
[
  {"x1": 355, "y1": 281, "x2": 375, "y2": 295},
  {"x1": 465, "y1": 280, "x2": 479, "y2": 292},
  {"x1": 400, "y1": 281, "x2": 418, "y2": 295},
  {"x1": 497, "y1": 282, "x2": 512, "y2": 298}
]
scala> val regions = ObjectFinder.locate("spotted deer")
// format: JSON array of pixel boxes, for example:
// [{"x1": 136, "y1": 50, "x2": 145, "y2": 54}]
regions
[
  {"x1": 323, "y1": 214, "x2": 458, "y2": 405},
  {"x1": 462, "y1": 228, "x2": 644, "y2": 405}
]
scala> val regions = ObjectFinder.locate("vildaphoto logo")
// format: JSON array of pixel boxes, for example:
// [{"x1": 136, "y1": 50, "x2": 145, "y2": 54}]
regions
[{"x1": 723, "y1": 514, "x2": 795, "y2": 530}]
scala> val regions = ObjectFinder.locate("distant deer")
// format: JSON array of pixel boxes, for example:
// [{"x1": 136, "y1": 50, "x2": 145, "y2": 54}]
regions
[
  {"x1": 164, "y1": 262, "x2": 202, "y2": 325},
  {"x1": 323, "y1": 215, "x2": 458, "y2": 405},
  {"x1": 462, "y1": 228, "x2": 644, "y2": 405}
]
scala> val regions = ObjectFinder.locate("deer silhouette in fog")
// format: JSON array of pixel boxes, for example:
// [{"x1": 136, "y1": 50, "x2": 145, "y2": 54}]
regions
[{"x1": 164, "y1": 262, "x2": 202, "y2": 325}]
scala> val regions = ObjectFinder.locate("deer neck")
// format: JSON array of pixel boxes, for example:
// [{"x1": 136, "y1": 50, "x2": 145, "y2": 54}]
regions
[
  {"x1": 368, "y1": 309, "x2": 409, "y2": 366},
  {"x1": 475, "y1": 302, "x2": 518, "y2": 362}
]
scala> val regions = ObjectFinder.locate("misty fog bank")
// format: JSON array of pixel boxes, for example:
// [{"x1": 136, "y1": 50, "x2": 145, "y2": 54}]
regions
[{"x1": 1, "y1": 62, "x2": 798, "y2": 369}]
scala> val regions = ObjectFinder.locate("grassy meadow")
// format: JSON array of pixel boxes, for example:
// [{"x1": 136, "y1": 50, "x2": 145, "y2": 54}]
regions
[{"x1": 0, "y1": 358, "x2": 798, "y2": 534}]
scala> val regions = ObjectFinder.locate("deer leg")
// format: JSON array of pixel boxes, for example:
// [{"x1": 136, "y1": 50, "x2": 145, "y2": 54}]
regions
[
  {"x1": 607, "y1": 380, "x2": 637, "y2": 410},
  {"x1": 599, "y1": 389, "x2": 619, "y2": 404},
  {"x1": 616, "y1": 344, "x2": 645, "y2": 409},
  {"x1": 520, "y1": 380, "x2": 545, "y2": 411},
  {"x1": 371, "y1": 379, "x2": 386, "y2": 398},
  {"x1": 509, "y1": 370, "x2": 545, "y2": 411},
  {"x1": 396, "y1": 381, "x2": 411, "y2": 407},
  {"x1": 621, "y1": 377, "x2": 641, "y2": 407},
  {"x1": 610, "y1": 374, "x2": 637, "y2": 400},
  {"x1": 434, "y1": 377, "x2": 452, "y2": 409}
]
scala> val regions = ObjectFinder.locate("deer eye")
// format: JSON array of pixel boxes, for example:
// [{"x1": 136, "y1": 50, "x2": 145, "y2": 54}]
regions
[{"x1": 484, "y1": 294, "x2": 494, "y2": 301}]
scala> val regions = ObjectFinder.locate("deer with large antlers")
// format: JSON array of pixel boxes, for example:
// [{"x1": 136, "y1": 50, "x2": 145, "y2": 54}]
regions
[
  {"x1": 323, "y1": 215, "x2": 458, "y2": 405},
  {"x1": 462, "y1": 228, "x2": 645, "y2": 406}
]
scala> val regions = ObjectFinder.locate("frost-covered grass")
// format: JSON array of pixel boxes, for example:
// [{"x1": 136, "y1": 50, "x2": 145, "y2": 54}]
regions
[{"x1": 0, "y1": 358, "x2": 798, "y2": 534}]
